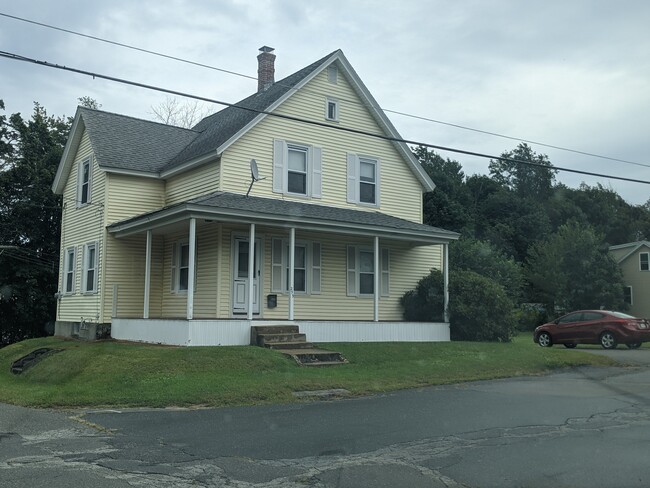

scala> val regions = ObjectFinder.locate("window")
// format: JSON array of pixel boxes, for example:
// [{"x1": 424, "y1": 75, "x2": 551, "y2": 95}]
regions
[
  {"x1": 347, "y1": 154, "x2": 380, "y2": 206},
  {"x1": 273, "y1": 140, "x2": 322, "y2": 198},
  {"x1": 641, "y1": 252, "x2": 649, "y2": 271},
  {"x1": 346, "y1": 246, "x2": 389, "y2": 297},
  {"x1": 327, "y1": 65, "x2": 338, "y2": 84},
  {"x1": 82, "y1": 242, "x2": 98, "y2": 293},
  {"x1": 581, "y1": 312, "x2": 604, "y2": 321},
  {"x1": 64, "y1": 247, "x2": 76, "y2": 294},
  {"x1": 271, "y1": 238, "x2": 321, "y2": 294},
  {"x1": 287, "y1": 145, "x2": 308, "y2": 195},
  {"x1": 171, "y1": 242, "x2": 191, "y2": 292},
  {"x1": 624, "y1": 286, "x2": 633, "y2": 305},
  {"x1": 325, "y1": 98, "x2": 339, "y2": 121},
  {"x1": 77, "y1": 158, "x2": 92, "y2": 206}
]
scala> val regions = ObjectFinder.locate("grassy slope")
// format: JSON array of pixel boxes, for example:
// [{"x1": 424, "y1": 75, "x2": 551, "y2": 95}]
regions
[{"x1": 0, "y1": 334, "x2": 616, "y2": 408}]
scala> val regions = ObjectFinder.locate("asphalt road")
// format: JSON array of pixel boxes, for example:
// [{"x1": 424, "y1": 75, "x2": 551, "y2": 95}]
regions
[{"x1": 2, "y1": 348, "x2": 650, "y2": 487}]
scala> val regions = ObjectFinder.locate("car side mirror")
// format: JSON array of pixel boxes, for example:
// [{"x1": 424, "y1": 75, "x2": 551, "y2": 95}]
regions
[{"x1": 554, "y1": 319, "x2": 560, "y2": 325}]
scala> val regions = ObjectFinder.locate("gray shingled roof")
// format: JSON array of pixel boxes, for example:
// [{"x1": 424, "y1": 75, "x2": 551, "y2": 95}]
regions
[
  {"x1": 162, "y1": 50, "x2": 339, "y2": 172},
  {"x1": 79, "y1": 108, "x2": 199, "y2": 173},
  {"x1": 108, "y1": 191, "x2": 459, "y2": 241}
]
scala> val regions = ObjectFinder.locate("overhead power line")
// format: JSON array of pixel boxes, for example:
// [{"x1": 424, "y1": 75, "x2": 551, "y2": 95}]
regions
[
  {"x1": 1, "y1": 11, "x2": 647, "y2": 169},
  {"x1": 1, "y1": 50, "x2": 649, "y2": 186}
]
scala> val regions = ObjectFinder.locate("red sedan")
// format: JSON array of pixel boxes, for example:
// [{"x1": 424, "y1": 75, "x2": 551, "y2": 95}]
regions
[{"x1": 534, "y1": 310, "x2": 650, "y2": 350}]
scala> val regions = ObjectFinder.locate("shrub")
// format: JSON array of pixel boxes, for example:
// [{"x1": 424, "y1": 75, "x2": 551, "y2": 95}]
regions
[{"x1": 401, "y1": 269, "x2": 517, "y2": 342}]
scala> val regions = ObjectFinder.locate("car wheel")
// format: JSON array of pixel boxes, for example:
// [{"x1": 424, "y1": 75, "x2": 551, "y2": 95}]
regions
[
  {"x1": 564, "y1": 343, "x2": 577, "y2": 349},
  {"x1": 626, "y1": 343, "x2": 642, "y2": 349},
  {"x1": 600, "y1": 331, "x2": 618, "y2": 350},
  {"x1": 538, "y1": 332, "x2": 552, "y2": 347}
]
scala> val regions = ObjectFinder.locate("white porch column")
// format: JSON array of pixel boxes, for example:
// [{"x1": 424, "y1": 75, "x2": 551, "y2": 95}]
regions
[
  {"x1": 374, "y1": 236, "x2": 379, "y2": 322},
  {"x1": 187, "y1": 218, "x2": 196, "y2": 320},
  {"x1": 443, "y1": 242, "x2": 450, "y2": 323},
  {"x1": 247, "y1": 223, "x2": 255, "y2": 320},
  {"x1": 143, "y1": 230, "x2": 152, "y2": 319},
  {"x1": 288, "y1": 227, "x2": 295, "y2": 321}
]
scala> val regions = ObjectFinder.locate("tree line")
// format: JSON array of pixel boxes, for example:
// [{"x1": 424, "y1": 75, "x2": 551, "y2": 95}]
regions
[{"x1": 403, "y1": 144, "x2": 650, "y2": 340}]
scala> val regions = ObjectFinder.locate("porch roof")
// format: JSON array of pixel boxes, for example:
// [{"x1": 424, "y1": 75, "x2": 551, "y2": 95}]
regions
[{"x1": 106, "y1": 191, "x2": 460, "y2": 244}]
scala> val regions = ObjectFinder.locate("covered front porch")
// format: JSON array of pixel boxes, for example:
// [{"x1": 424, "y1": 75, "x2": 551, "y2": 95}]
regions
[{"x1": 106, "y1": 192, "x2": 458, "y2": 345}]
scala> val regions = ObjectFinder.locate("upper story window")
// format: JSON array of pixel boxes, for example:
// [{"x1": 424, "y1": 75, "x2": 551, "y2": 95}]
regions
[
  {"x1": 64, "y1": 247, "x2": 76, "y2": 294},
  {"x1": 347, "y1": 153, "x2": 380, "y2": 207},
  {"x1": 287, "y1": 145, "x2": 308, "y2": 195},
  {"x1": 641, "y1": 252, "x2": 649, "y2": 271},
  {"x1": 77, "y1": 157, "x2": 92, "y2": 206},
  {"x1": 325, "y1": 98, "x2": 339, "y2": 122},
  {"x1": 82, "y1": 242, "x2": 98, "y2": 293},
  {"x1": 273, "y1": 139, "x2": 322, "y2": 198}
]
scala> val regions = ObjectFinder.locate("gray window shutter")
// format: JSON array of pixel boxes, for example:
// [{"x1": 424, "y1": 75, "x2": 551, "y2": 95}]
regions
[
  {"x1": 271, "y1": 238, "x2": 284, "y2": 292},
  {"x1": 346, "y1": 245, "x2": 357, "y2": 296},
  {"x1": 312, "y1": 146, "x2": 322, "y2": 198},
  {"x1": 273, "y1": 139, "x2": 285, "y2": 193},
  {"x1": 347, "y1": 153, "x2": 357, "y2": 203},
  {"x1": 311, "y1": 242, "x2": 321, "y2": 294}
]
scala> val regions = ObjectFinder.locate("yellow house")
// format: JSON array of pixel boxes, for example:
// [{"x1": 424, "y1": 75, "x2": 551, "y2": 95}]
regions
[
  {"x1": 51, "y1": 47, "x2": 459, "y2": 345},
  {"x1": 610, "y1": 241, "x2": 650, "y2": 319}
]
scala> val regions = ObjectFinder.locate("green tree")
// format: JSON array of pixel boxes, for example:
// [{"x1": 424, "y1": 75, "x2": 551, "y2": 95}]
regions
[
  {"x1": 489, "y1": 143, "x2": 557, "y2": 200},
  {"x1": 415, "y1": 146, "x2": 472, "y2": 233},
  {"x1": 526, "y1": 221, "x2": 626, "y2": 315},
  {"x1": 450, "y1": 237, "x2": 523, "y2": 302},
  {"x1": 0, "y1": 101, "x2": 68, "y2": 346}
]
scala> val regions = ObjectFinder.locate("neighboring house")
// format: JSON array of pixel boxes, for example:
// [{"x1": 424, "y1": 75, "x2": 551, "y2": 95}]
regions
[
  {"x1": 610, "y1": 241, "x2": 650, "y2": 318},
  {"x1": 52, "y1": 47, "x2": 459, "y2": 346}
]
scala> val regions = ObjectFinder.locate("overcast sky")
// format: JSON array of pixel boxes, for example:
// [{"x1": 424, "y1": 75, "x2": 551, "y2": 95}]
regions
[{"x1": 1, "y1": 0, "x2": 649, "y2": 204}]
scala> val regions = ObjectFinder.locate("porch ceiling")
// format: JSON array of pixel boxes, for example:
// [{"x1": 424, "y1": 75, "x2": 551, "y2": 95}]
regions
[{"x1": 106, "y1": 191, "x2": 460, "y2": 244}]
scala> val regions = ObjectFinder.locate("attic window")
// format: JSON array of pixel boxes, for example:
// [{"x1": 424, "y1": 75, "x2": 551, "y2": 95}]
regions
[
  {"x1": 77, "y1": 157, "x2": 92, "y2": 206},
  {"x1": 325, "y1": 98, "x2": 339, "y2": 121},
  {"x1": 327, "y1": 65, "x2": 338, "y2": 84},
  {"x1": 641, "y1": 252, "x2": 649, "y2": 271}
]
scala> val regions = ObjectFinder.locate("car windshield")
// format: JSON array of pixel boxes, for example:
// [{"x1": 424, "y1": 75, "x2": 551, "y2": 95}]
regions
[{"x1": 608, "y1": 311, "x2": 637, "y2": 319}]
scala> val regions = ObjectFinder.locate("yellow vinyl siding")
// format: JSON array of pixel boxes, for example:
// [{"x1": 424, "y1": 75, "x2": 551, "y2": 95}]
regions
[
  {"x1": 220, "y1": 68, "x2": 424, "y2": 223},
  {"x1": 105, "y1": 173, "x2": 165, "y2": 225},
  {"x1": 165, "y1": 160, "x2": 220, "y2": 206},
  {"x1": 57, "y1": 130, "x2": 105, "y2": 322}
]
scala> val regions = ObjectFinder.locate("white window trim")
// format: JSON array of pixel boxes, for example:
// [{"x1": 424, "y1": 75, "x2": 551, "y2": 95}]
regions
[
  {"x1": 271, "y1": 238, "x2": 321, "y2": 295},
  {"x1": 346, "y1": 245, "x2": 389, "y2": 297},
  {"x1": 171, "y1": 241, "x2": 193, "y2": 294},
  {"x1": 76, "y1": 157, "x2": 92, "y2": 207},
  {"x1": 640, "y1": 252, "x2": 649, "y2": 271},
  {"x1": 81, "y1": 241, "x2": 98, "y2": 294},
  {"x1": 347, "y1": 153, "x2": 380, "y2": 207},
  {"x1": 63, "y1": 247, "x2": 76, "y2": 294},
  {"x1": 325, "y1": 97, "x2": 339, "y2": 122},
  {"x1": 273, "y1": 139, "x2": 322, "y2": 199}
]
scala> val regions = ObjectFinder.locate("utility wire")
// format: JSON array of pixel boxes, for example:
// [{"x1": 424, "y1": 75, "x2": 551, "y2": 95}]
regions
[
  {"x1": 1, "y1": 50, "x2": 649, "y2": 186},
  {"x1": 1, "y1": 11, "x2": 647, "y2": 169}
]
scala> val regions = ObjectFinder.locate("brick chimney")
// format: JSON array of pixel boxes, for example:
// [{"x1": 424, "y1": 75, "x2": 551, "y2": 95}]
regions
[{"x1": 257, "y1": 46, "x2": 276, "y2": 92}]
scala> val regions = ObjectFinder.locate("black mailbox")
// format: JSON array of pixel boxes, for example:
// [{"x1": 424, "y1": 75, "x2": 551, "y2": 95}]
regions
[{"x1": 267, "y1": 294, "x2": 277, "y2": 308}]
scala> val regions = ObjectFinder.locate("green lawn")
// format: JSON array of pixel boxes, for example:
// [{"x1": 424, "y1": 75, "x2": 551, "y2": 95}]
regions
[{"x1": 0, "y1": 334, "x2": 616, "y2": 409}]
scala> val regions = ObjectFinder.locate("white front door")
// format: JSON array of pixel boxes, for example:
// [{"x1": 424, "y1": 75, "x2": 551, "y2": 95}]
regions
[{"x1": 232, "y1": 238, "x2": 261, "y2": 315}]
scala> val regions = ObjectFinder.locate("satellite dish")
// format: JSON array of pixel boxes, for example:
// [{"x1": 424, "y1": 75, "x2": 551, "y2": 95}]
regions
[
  {"x1": 250, "y1": 159, "x2": 260, "y2": 181},
  {"x1": 246, "y1": 159, "x2": 266, "y2": 197}
]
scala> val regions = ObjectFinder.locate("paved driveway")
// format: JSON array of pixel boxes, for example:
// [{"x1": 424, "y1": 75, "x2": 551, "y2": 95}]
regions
[{"x1": 2, "y1": 349, "x2": 650, "y2": 487}]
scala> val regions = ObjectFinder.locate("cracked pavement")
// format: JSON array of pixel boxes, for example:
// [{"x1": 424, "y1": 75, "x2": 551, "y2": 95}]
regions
[{"x1": 3, "y1": 351, "x2": 650, "y2": 487}]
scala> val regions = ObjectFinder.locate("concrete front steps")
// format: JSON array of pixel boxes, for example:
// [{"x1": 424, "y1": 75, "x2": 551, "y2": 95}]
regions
[{"x1": 251, "y1": 325, "x2": 347, "y2": 366}]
